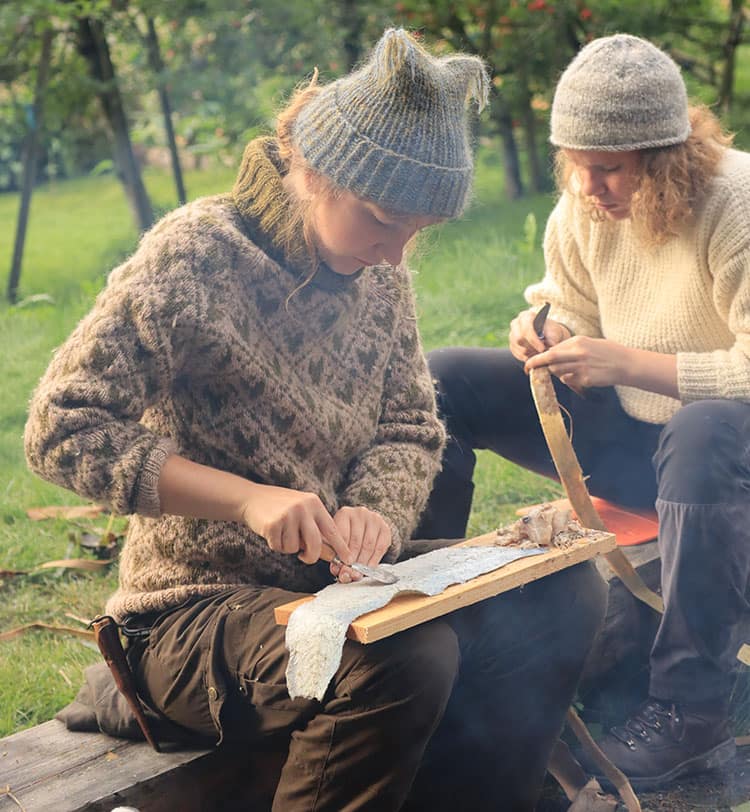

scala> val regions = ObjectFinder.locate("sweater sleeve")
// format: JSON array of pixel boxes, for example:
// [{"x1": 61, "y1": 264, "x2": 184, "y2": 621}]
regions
[
  {"x1": 338, "y1": 273, "x2": 446, "y2": 561},
  {"x1": 24, "y1": 226, "x2": 204, "y2": 517},
  {"x1": 677, "y1": 185, "x2": 750, "y2": 403},
  {"x1": 524, "y1": 195, "x2": 602, "y2": 338}
]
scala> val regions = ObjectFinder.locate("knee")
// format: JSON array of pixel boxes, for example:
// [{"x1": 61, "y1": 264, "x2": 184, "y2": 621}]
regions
[
  {"x1": 468, "y1": 563, "x2": 607, "y2": 665},
  {"x1": 542, "y1": 562, "x2": 608, "y2": 644},
  {"x1": 425, "y1": 347, "x2": 466, "y2": 393},
  {"x1": 516, "y1": 562, "x2": 608, "y2": 660},
  {"x1": 397, "y1": 623, "x2": 460, "y2": 708},
  {"x1": 424, "y1": 348, "x2": 477, "y2": 466},
  {"x1": 344, "y1": 622, "x2": 459, "y2": 713},
  {"x1": 654, "y1": 400, "x2": 750, "y2": 501}
]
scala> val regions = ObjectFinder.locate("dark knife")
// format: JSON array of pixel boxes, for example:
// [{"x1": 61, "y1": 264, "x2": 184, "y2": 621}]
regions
[
  {"x1": 532, "y1": 302, "x2": 587, "y2": 398},
  {"x1": 320, "y1": 542, "x2": 398, "y2": 585},
  {"x1": 532, "y1": 302, "x2": 551, "y2": 340}
]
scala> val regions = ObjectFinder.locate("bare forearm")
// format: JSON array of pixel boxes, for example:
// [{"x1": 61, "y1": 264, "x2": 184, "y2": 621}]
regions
[
  {"x1": 158, "y1": 454, "x2": 258, "y2": 523},
  {"x1": 620, "y1": 347, "x2": 679, "y2": 399},
  {"x1": 157, "y1": 455, "x2": 353, "y2": 565}
]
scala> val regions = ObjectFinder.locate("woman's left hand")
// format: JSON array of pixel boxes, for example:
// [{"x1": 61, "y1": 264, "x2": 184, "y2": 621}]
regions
[
  {"x1": 330, "y1": 506, "x2": 392, "y2": 583},
  {"x1": 524, "y1": 336, "x2": 631, "y2": 390}
]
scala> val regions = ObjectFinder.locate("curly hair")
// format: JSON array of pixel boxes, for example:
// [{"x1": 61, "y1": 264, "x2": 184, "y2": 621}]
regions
[{"x1": 556, "y1": 105, "x2": 734, "y2": 245}]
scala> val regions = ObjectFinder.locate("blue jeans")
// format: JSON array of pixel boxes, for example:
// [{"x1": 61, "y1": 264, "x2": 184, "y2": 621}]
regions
[{"x1": 418, "y1": 346, "x2": 750, "y2": 705}]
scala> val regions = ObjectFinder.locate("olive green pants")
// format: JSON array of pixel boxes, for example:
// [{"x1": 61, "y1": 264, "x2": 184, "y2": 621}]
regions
[{"x1": 128, "y1": 561, "x2": 606, "y2": 811}]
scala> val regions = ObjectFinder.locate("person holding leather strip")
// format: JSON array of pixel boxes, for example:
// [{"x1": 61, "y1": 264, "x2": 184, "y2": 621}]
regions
[{"x1": 419, "y1": 33, "x2": 750, "y2": 790}]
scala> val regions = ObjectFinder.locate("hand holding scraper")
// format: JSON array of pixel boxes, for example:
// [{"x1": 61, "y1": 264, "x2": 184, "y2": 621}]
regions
[{"x1": 320, "y1": 541, "x2": 398, "y2": 585}]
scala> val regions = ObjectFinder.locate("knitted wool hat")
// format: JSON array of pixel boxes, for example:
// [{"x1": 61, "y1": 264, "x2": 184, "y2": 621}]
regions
[
  {"x1": 292, "y1": 28, "x2": 489, "y2": 218},
  {"x1": 550, "y1": 34, "x2": 690, "y2": 151}
]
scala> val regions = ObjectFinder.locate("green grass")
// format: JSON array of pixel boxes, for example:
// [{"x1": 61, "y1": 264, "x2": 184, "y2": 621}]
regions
[{"x1": 0, "y1": 149, "x2": 561, "y2": 737}]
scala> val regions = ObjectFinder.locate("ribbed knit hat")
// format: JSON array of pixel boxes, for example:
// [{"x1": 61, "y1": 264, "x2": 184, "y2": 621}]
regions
[
  {"x1": 550, "y1": 34, "x2": 690, "y2": 151},
  {"x1": 292, "y1": 28, "x2": 489, "y2": 218}
]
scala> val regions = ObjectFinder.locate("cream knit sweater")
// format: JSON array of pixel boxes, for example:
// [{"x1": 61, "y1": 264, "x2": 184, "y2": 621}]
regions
[
  {"x1": 25, "y1": 139, "x2": 445, "y2": 621},
  {"x1": 526, "y1": 148, "x2": 750, "y2": 424}
]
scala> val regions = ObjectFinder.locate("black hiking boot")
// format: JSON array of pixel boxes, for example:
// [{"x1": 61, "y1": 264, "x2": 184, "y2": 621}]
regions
[{"x1": 579, "y1": 697, "x2": 736, "y2": 790}]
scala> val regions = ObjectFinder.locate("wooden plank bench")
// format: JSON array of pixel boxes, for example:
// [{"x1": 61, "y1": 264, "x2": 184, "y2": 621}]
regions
[{"x1": 0, "y1": 719, "x2": 284, "y2": 811}]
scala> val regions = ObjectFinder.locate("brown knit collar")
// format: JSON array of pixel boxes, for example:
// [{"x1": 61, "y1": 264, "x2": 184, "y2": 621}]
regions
[{"x1": 231, "y1": 137, "x2": 363, "y2": 291}]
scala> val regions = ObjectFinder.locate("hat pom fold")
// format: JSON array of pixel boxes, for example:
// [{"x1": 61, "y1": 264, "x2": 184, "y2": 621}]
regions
[
  {"x1": 445, "y1": 56, "x2": 490, "y2": 112},
  {"x1": 371, "y1": 28, "x2": 418, "y2": 83}
]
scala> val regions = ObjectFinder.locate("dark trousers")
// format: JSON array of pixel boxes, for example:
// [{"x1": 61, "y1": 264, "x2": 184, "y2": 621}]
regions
[
  {"x1": 418, "y1": 346, "x2": 750, "y2": 705},
  {"x1": 129, "y1": 564, "x2": 605, "y2": 811}
]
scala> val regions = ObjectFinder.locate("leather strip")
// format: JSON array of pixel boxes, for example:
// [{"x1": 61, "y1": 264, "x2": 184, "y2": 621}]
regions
[
  {"x1": 566, "y1": 707, "x2": 642, "y2": 812},
  {"x1": 529, "y1": 368, "x2": 664, "y2": 614}
]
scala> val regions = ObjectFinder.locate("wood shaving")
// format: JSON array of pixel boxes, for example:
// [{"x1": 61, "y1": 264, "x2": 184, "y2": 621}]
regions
[{"x1": 495, "y1": 503, "x2": 585, "y2": 550}]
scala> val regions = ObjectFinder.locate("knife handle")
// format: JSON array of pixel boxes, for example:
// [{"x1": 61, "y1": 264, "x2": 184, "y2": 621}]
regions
[
  {"x1": 295, "y1": 540, "x2": 349, "y2": 567},
  {"x1": 319, "y1": 540, "x2": 341, "y2": 564}
]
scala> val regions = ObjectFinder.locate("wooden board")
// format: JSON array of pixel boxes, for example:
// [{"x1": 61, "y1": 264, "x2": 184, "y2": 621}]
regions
[{"x1": 274, "y1": 530, "x2": 616, "y2": 644}]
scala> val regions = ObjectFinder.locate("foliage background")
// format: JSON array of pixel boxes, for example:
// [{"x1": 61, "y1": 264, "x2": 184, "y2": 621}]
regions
[{"x1": 1, "y1": 0, "x2": 748, "y2": 200}]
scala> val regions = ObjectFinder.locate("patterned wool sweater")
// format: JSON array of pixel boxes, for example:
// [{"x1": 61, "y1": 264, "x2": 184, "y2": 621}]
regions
[
  {"x1": 25, "y1": 138, "x2": 446, "y2": 621},
  {"x1": 526, "y1": 148, "x2": 750, "y2": 424}
]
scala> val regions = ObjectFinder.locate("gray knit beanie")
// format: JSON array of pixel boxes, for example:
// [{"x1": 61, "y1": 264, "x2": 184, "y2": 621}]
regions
[
  {"x1": 292, "y1": 28, "x2": 489, "y2": 218},
  {"x1": 550, "y1": 34, "x2": 690, "y2": 151}
]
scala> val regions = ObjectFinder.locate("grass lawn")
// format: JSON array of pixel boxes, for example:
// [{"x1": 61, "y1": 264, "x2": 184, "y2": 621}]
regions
[{"x1": 0, "y1": 148, "x2": 562, "y2": 736}]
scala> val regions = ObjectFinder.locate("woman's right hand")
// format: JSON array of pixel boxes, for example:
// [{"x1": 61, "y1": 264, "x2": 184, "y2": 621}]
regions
[
  {"x1": 239, "y1": 483, "x2": 352, "y2": 565},
  {"x1": 509, "y1": 308, "x2": 572, "y2": 363},
  {"x1": 158, "y1": 457, "x2": 352, "y2": 565}
]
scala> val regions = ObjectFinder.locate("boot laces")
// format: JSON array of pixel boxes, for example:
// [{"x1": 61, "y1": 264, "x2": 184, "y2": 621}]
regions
[{"x1": 611, "y1": 699, "x2": 678, "y2": 749}]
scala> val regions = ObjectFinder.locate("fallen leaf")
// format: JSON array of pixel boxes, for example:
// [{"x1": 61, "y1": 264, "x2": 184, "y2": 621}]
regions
[
  {"x1": 0, "y1": 622, "x2": 95, "y2": 642},
  {"x1": 26, "y1": 504, "x2": 106, "y2": 521},
  {"x1": 34, "y1": 558, "x2": 110, "y2": 573},
  {"x1": 65, "y1": 612, "x2": 93, "y2": 626},
  {"x1": 105, "y1": 751, "x2": 119, "y2": 761},
  {"x1": 14, "y1": 292, "x2": 55, "y2": 308}
]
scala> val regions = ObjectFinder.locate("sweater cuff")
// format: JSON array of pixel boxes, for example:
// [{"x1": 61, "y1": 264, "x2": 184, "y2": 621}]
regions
[
  {"x1": 381, "y1": 517, "x2": 403, "y2": 563},
  {"x1": 134, "y1": 438, "x2": 179, "y2": 518},
  {"x1": 677, "y1": 351, "x2": 740, "y2": 403}
]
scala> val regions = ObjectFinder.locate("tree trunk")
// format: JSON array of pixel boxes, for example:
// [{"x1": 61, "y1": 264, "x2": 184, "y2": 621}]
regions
[
  {"x1": 339, "y1": 0, "x2": 364, "y2": 71},
  {"x1": 518, "y1": 64, "x2": 546, "y2": 193},
  {"x1": 492, "y1": 90, "x2": 524, "y2": 200},
  {"x1": 7, "y1": 28, "x2": 53, "y2": 304},
  {"x1": 77, "y1": 16, "x2": 153, "y2": 232},
  {"x1": 145, "y1": 16, "x2": 186, "y2": 206},
  {"x1": 718, "y1": 0, "x2": 746, "y2": 115}
]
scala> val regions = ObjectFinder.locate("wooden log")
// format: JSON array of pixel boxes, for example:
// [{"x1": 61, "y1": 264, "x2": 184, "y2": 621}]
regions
[{"x1": 274, "y1": 530, "x2": 616, "y2": 644}]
